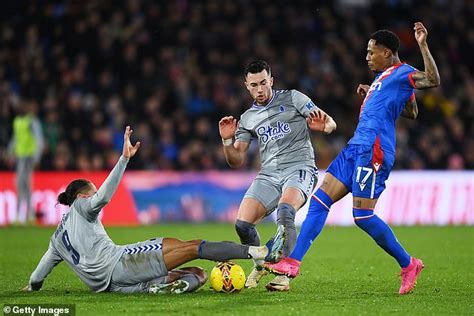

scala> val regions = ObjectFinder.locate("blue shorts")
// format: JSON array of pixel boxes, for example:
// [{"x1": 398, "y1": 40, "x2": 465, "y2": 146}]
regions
[{"x1": 326, "y1": 143, "x2": 395, "y2": 199}]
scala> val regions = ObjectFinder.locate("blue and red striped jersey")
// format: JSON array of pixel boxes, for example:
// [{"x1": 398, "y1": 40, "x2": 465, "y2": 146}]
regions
[{"x1": 348, "y1": 63, "x2": 417, "y2": 154}]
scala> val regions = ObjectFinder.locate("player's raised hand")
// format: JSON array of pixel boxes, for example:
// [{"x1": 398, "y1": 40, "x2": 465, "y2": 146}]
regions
[
  {"x1": 357, "y1": 84, "x2": 370, "y2": 96},
  {"x1": 414, "y1": 22, "x2": 428, "y2": 45},
  {"x1": 122, "y1": 126, "x2": 141, "y2": 158},
  {"x1": 219, "y1": 116, "x2": 237, "y2": 140}
]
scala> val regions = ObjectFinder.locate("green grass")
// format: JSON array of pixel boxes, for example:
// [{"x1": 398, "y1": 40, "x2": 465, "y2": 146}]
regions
[{"x1": 0, "y1": 224, "x2": 473, "y2": 315}]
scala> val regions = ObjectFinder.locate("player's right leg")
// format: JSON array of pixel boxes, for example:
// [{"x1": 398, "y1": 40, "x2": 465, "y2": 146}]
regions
[
  {"x1": 235, "y1": 197, "x2": 269, "y2": 288},
  {"x1": 265, "y1": 146, "x2": 354, "y2": 291},
  {"x1": 264, "y1": 173, "x2": 349, "y2": 290},
  {"x1": 237, "y1": 180, "x2": 279, "y2": 288},
  {"x1": 162, "y1": 237, "x2": 281, "y2": 270},
  {"x1": 265, "y1": 146, "x2": 354, "y2": 282},
  {"x1": 148, "y1": 267, "x2": 208, "y2": 294}
]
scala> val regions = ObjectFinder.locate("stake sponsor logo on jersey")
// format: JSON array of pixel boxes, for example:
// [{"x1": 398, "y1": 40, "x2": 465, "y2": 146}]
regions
[{"x1": 256, "y1": 121, "x2": 291, "y2": 143}]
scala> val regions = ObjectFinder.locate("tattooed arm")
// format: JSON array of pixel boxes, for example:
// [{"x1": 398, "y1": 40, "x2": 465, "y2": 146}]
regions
[
  {"x1": 410, "y1": 22, "x2": 441, "y2": 89},
  {"x1": 400, "y1": 96, "x2": 418, "y2": 120}
]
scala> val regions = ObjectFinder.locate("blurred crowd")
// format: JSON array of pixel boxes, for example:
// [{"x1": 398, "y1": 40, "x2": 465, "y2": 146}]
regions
[{"x1": 0, "y1": 0, "x2": 472, "y2": 171}]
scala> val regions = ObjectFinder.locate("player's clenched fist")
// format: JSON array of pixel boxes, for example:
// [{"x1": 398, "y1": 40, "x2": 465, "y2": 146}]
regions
[{"x1": 219, "y1": 116, "x2": 237, "y2": 140}]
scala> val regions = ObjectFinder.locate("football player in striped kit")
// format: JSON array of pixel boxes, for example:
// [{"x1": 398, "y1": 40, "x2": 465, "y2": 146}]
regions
[
  {"x1": 23, "y1": 126, "x2": 283, "y2": 294},
  {"x1": 266, "y1": 23, "x2": 440, "y2": 294}
]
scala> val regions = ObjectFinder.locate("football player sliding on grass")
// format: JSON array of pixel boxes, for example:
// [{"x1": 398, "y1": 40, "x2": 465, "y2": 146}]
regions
[{"x1": 23, "y1": 126, "x2": 283, "y2": 294}]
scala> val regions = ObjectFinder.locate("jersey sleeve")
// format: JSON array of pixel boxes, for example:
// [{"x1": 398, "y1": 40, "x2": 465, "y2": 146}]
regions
[
  {"x1": 234, "y1": 116, "x2": 252, "y2": 144},
  {"x1": 291, "y1": 90, "x2": 318, "y2": 117},
  {"x1": 29, "y1": 242, "x2": 63, "y2": 290},
  {"x1": 399, "y1": 64, "x2": 418, "y2": 90},
  {"x1": 75, "y1": 155, "x2": 129, "y2": 222}
]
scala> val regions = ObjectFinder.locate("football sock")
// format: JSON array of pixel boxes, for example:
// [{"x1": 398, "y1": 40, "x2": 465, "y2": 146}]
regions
[
  {"x1": 235, "y1": 219, "x2": 263, "y2": 266},
  {"x1": 276, "y1": 203, "x2": 297, "y2": 256},
  {"x1": 290, "y1": 189, "x2": 332, "y2": 261},
  {"x1": 198, "y1": 241, "x2": 250, "y2": 261},
  {"x1": 353, "y1": 208, "x2": 411, "y2": 268},
  {"x1": 235, "y1": 219, "x2": 260, "y2": 246},
  {"x1": 176, "y1": 273, "x2": 201, "y2": 292}
]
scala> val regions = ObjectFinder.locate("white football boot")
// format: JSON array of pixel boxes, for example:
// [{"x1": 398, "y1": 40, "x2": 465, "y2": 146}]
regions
[
  {"x1": 265, "y1": 275, "x2": 291, "y2": 291},
  {"x1": 245, "y1": 264, "x2": 268, "y2": 288}
]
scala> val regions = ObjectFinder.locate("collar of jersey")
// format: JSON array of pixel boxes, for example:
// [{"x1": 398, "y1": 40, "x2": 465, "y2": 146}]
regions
[
  {"x1": 377, "y1": 62, "x2": 405, "y2": 75},
  {"x1": 252, "y1": 90, "x2": 278, "y2": 109}
]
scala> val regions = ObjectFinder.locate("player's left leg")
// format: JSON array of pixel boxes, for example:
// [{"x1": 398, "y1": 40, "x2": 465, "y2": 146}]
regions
[
  {"x1": 276, "y1": 166, "x2": 319, "y2": 257},
  {"x1": 24, "y1": 157, "x2": 35, "y2": 223},
  {"x1": 266, "y1": 166, "x2": 318, "y2": 291},
  {"x1": 351, "y1": 145, "x2": 423, "y2": 294},
  {"x1": 238, "y1": 176, "x2": 281, "y2": 288}
]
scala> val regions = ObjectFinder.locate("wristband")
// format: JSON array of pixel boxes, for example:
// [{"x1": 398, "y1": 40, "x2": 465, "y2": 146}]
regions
[{"x1": 222, "y1": 138, "x2": 233, "y2": 146}]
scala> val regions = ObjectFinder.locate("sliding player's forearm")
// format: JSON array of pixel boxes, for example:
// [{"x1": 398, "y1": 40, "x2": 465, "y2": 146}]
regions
[
  {"x1": 28, "y1": 248, "x2": 62, "y2": 291},
  {"x1": 419, "y1": 43, "x2": 440, "y2": 87}
]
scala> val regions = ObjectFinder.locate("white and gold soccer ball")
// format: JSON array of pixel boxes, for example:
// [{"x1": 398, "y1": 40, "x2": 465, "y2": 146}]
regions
[{"x1": 210, "y1": 261, "x2": 246, "y2": 293}]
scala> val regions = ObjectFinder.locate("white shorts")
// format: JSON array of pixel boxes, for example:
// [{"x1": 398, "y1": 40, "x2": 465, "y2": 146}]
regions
[{"x1": 108, "y1": 237, "x2": 167, "y2": 293}]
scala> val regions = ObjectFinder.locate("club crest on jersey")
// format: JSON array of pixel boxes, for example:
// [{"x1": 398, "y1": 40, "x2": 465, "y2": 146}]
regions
[{"x1": 257, "y1": 121, "x2": 291, "y2": 143}]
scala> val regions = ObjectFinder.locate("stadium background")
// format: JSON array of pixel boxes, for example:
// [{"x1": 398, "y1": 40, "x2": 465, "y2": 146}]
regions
[
  {"x1": 0, "y1": 1, "x2": 472, "y2": 315},
  {"x1": 0, "y1": 0, "x2": 472, "y2": 226}
]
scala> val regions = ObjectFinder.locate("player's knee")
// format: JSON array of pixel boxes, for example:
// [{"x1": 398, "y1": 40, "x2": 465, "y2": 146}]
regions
[
  {"x1": 352, "y1": 208, "x2": 374, "y2": 226},
  {"x1": 235, "y1": 219, "x2": 254, "y2": 235},
  {"x1": 235, "y1": 219, "x2": 259, "y2": 246},
  {"x1": 182, "y1": 239, "x2": 203, "y2": 256},
  {"x1": 309, "y1": 189, "x2": 334, "y2": 213}
]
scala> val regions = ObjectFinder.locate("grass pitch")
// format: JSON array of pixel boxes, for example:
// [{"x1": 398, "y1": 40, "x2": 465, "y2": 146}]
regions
[{"x1": 0, "y1": 224, "x2": 472, "y2": 315}]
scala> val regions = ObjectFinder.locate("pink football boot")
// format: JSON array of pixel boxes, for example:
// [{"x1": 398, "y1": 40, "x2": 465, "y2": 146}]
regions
[
  {"x1": 399, "y1": 257, "x2": 424, "y2": 295},
  {"x1": 264, "y1": 257, "x2": 301, "y2": 278}
]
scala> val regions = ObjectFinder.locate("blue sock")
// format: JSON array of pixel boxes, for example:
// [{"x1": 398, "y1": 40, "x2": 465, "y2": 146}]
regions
[
  {"x1": 290, "y1": 189, "x2": 332, "y2": 261},
  {"x1": 353, "y1": 209, "x2": 411, "y2": 268}
]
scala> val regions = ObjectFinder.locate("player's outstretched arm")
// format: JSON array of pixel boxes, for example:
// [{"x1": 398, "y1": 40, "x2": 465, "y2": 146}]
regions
[
  {"x1": 24, "y1": 246, "x2": 63, "y2": 291},
  {"x1": 219, "y1": 116, "x2": 249, "y2": 168},
  {"x1": 307, "y1": 109, "x2": 337, "y2": 134},
  {"x1": 410, "y1": 22, "x2": 441, "y2": 89},
  {"x1": 87, "y1": 126, "x2": 140, "y2": 214},
  {"x1": 400, "y1": 97, "x2": 418, "y2": 120}
]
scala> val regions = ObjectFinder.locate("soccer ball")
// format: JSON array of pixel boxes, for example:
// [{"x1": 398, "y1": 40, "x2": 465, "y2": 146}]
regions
[{"x1": 210, "y1": 261, "x2": 246, "y2": 293}]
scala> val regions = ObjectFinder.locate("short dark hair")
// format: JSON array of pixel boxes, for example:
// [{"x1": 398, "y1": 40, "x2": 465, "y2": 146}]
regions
[
  {"x1": 58, "y1": 179, "x2": 91, "y2": 206},
  {"x1": 244, "y1": 60, "x2": 271, "y2": 77},
  {"x1": 370, "y1": 30, "x2": 400, "y2": 53}
]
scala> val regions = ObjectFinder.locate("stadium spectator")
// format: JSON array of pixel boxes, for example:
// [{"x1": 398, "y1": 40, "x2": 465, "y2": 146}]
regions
[
  {"x1": 0, "y1": 1, "x2": 472, "y2": 171},
  {"x1": 8, "y1": 99, "x2": 44, "y2": 223}
]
